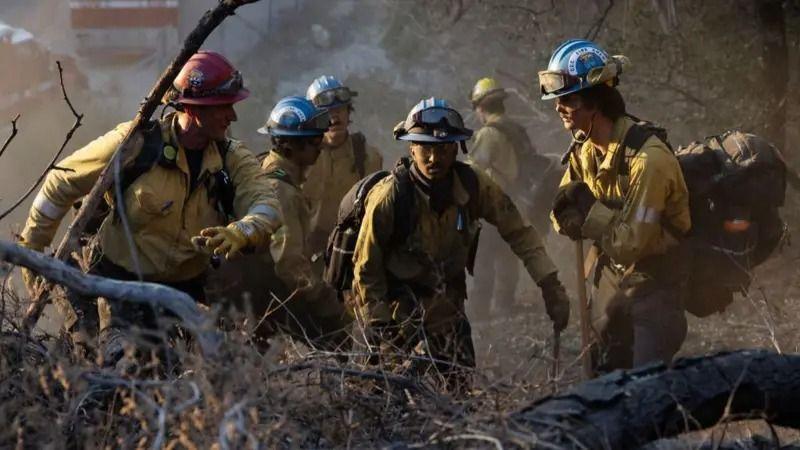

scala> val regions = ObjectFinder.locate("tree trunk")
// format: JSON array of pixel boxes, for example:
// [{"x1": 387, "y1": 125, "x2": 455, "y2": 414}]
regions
[{"x1": 509, "y1": 350, "x2": 800, "y2": 449}]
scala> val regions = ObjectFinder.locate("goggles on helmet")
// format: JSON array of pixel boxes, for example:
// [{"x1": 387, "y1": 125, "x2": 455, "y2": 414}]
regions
[
  {"x1": 311, "y1": 87, "x2": 355, "y2": 108},
  {"x1": 405, "y1": 106, "x2": 467, "y2": 133},
  {"x1": 538, "y1": 70, "x2": 581, "y2": 96},
  {"x1": 299, "y1": 110, "x2": 332, "y2": 131},
  {"x1": 182, "y1": 71, "x2": 244, "y2": 99}
]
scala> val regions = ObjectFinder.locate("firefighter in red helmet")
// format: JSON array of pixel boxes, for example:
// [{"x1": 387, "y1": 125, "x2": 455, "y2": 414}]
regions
[{"x1": 19, "y1": 51, "x2": 281, "y2": 365}]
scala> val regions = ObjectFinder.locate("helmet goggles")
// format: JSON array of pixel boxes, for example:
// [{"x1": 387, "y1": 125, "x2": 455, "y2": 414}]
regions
[
  {"x1": 311, "y1": 87, "x2": 355, "y2": 108},
  {"x1": 405, "y1": 106, "x2": 467, "y2": 134},
  {"x1": 182, "y1": 70, "x2": 244, "y2": 99},
  {"x1": 300, "y1": 110, "x2": 332, "y2": 132},
  {"x1": 538, "y1": 70, "x2": 581, "y2": 96}
]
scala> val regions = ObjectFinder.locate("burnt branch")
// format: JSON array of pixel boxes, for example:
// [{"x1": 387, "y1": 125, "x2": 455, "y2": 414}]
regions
[
  {"x1": 0, "y1": 114, "x2": 20, "y2": 160},
  {"x1": 508, "y1": 350, "x2": 800, "y2": 449},
  {"x1": 24, "y1": 0, "x2": 261, "y2": 332},
  {"x1": 0, "y1": 62, "x2": 82, "y2": 223},
  {"x1": 0, "y1": 239, "x2": 221, "y2": 358}
]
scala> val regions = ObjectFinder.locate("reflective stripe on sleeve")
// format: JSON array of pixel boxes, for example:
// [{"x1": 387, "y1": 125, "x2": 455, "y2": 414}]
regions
[
  {"x1": 32, "y1": 192, "x2": 69, "y2": 220},
  {"x1": 248, "y1": 203, "x2": 280, "y2": 223},
  {"x1": 633, "y1": 206, "x2": 661, "y2": 224}
]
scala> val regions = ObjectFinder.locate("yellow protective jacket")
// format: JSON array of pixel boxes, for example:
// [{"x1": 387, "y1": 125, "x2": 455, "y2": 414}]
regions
[
  {"x1": 302, "y1": 133, "x2": 383, "y2": 254},
  {"x1": 21, "y1": 114, "x2": 280, "y2": 282},
  {"x1": 261, "y1": 151, "x2": 315, "y2": 289},
  {"x1": 554, "y1": 116, "x2": 691, "y2": 266},
  {"x1": 260, "y1": 151, "x2": 342, "y2": 318},
  {"x1": 352, "y1": 163, "x2": 557, "y2": 325},
  {"x1": 467, "y1": 112, "x2": 519, "y2": 192}
]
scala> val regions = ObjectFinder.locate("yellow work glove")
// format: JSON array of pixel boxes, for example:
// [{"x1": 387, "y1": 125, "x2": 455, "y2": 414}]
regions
[
  {"x1": 192, "y1": 223, "x2": 251, "y2": 261},
  {"x1": 17, "y1": 239, "x2": 45, "y2": 296}
]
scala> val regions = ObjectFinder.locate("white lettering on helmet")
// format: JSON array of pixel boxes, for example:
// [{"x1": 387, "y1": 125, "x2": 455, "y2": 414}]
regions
[
  {"x1": 271, "y1": 105, "x2": 306, "y2": 123},
  {"x1": 567, "y1": 47, "x2": 608, "y2": 76}
]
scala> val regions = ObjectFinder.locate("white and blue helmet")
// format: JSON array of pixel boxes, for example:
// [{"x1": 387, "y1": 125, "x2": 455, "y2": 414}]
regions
[
  {"x1": 393, "y1": 97, "x2": 473, "y2": 143},
  {"x1": 306, "y1": 75, "x2": 357, "y2": 109},
  {"x1": 258, "y1": 96, "x2": 330, "y2": 137},
  {"x1": 538, "y1": 39, "x2": 628, "y2": 100}
]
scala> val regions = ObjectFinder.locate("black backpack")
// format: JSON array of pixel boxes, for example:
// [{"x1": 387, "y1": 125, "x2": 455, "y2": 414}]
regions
[
  {"x1": 323, "y1": 157, "x2": 481, "y2": 292},
  {"x1": 611, "y1": 120, "x2": 787, "y2": 317},
  {"x1": 77, "y1": 120, "x2": 237, "y2": 234}
]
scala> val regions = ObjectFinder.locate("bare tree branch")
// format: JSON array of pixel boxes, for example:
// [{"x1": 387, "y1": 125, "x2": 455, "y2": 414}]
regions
[
  {"x1": 0, "y1": 114, "x2": 20, "y2": 160},
  {"x1": 0, "y1": 239, "x2": 221, "y2": 357},
  {"x1": 490, "y1": 1, "x2": 556, "y2": 18},
  {"x1": 24, "y1": 0, "x2": 261, "y2": 332},
  {"x1": 584, "y1": 0, "x2": 615, "y2": 41},
  {"x1": 0, "y1": 62, "x2": 83, "y2": 222}
]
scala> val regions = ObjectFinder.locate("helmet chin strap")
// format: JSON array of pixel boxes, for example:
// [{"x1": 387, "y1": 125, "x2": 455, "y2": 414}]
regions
[{"x1": 570, "y1": 112, "x2": 596, "y2": 145}]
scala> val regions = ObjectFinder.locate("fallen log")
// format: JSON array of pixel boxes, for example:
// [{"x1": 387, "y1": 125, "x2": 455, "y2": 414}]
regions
[
  {"x1": 508, "y1": 350, "x2": 800, "y2": 449},
  {"x1": 24, "y1": 0, "x2": 260, "y2": 332},
  {"x1": 0, "y1": 240, "x2": 220, "y2": 357}
]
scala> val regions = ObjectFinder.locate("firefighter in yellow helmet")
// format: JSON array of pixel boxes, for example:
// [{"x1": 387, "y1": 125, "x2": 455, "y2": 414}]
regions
[
  {"x1": 18, "y1": 51, "x2": 281, "y2": 363},
  {"x1": 541, "y1": 39, "x2": 690, "y2": 372},
  {"x1": 467, "y1": 77, "x2": 558, "y2": 319}
]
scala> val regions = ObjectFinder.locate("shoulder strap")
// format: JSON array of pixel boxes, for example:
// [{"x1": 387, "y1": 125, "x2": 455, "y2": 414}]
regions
[
  {"x1": 390, "y1": 158, "x2": 416, "y2": 245},
  {"x1": 352, "y1": 169, "x2": 391, "y2": 220},
  {"x1": 212, "y1": 138, "x2": 236, "y2": 219},
  {"x1": 617, "y1": 123, "x2": 654, "y2": 177},
  {"x1": 351, "y1": 132, "x2": 367, "y2": 178},
  {"x1": 453, "y1": 161, "x2": 480, "y2": 219},
  {"x1": 118, "y1": 120, "x2": 164, "y2": 194}
]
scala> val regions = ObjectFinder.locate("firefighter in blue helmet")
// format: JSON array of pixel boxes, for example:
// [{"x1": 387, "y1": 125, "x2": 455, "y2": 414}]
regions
[
  {"x1": 541, "y1": 39, "x2": 691, "y2": 372},
  {"x1": 303, "y1": 76, "x2": 383, "y2": 267},
  {"x1": 350, "y1": 97, "x2": 570, "y2": 391},
  {"x1": 219, "y1": 96, "x2": 350, "y2": 350}
]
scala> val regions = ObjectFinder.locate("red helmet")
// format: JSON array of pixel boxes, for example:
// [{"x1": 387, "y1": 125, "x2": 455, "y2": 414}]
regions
[{"x1": 171, "y1": 51, "x2": 250, "y2": 105}]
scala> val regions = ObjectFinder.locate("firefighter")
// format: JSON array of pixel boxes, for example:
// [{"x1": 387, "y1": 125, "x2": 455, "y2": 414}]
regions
[
  {"x1": 350, "y1": 98, "x2": 570, "y2": 390},
  {"x1": 467, "y1": 77, "x2": 556, "y2": 318},
  {"x1": 235, "y1": 96, "x2": 349, "y2": 349},
  {"x1": 18, "y1": 51, "x2": 281, "y2": 362},
  {"x1": 541, "y1": 39, "x2": 691, "y2": 372},
  {"x1": 303, "y1": 76, "x2": 383, "y2": 266}
]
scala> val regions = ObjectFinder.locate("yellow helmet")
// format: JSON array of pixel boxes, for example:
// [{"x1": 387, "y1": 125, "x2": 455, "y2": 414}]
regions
[{"x1": 470, "y1": 77, "x2": 507, "y2": 108}]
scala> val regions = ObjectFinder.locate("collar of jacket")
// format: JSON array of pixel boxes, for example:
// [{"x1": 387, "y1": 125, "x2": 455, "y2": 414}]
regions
[
  {"x1": 580, "y1": 115, "x2": 633, "y2": 176},
  {"x1": 321, "y1": 131, "x2": 351, "y2": 155},
  {"x1": 163, "y1": 112, "x2": 224, "y2": 179},
  {"x1": 262, "y1": 150, "x2": 304, "y2": 186},
  {"x1": 484, "y1": 111, "x2": 506, "y2": 126},
  {"x1": 409, "y1": 163, "x2": 470, "y2": 209}
]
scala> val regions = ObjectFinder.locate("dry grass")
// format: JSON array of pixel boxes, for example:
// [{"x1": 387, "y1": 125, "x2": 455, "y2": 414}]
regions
[{"x1": 3, "y1": 206, "x2": 800, "y2": 449}]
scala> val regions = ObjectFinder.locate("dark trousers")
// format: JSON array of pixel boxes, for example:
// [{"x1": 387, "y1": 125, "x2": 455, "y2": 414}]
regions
[
  {"x1": 362, "y1": 284, "x2": 476, "y2": 391},
  {"x1": 207, "y1": 253, "x2": 351, "y2": 351},
  {"x1": 56, "y1": 254, "x2": 205, "y2": 337},
  {"x1": 590, "y1": 261, "x2": 687, "y2": 373}
]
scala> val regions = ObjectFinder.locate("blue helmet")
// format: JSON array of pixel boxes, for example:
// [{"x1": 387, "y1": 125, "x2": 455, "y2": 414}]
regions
[
  {"x1": 258, "y1": 95, "x2": 330, "y2": 137},
  {"x1": 306, "y1": 75, "x2": 357, "y2": 109},
  {"x1": 393, "y1": 97, "x2": 473, "y2": 143},
  {"x1": 538, "y1": 39, "x2": 627, "y2": 100}
]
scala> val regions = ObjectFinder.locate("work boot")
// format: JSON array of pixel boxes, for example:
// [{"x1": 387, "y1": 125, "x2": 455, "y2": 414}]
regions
[{"x1": 98, "y1": 327, "x2": 138, "y2": 373}]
